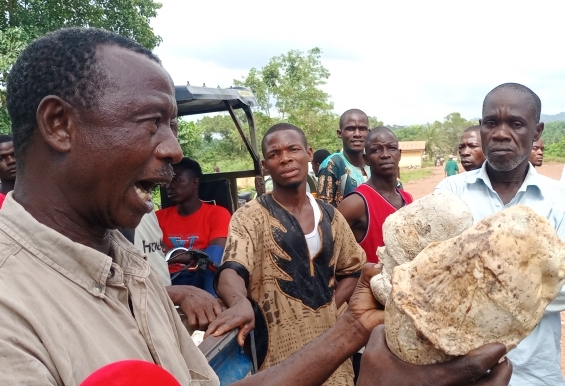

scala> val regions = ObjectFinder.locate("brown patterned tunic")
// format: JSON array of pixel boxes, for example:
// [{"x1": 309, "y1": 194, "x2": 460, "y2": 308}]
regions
[{"x1": 218, "y1": 194, "x2": 366, "y2": 386}]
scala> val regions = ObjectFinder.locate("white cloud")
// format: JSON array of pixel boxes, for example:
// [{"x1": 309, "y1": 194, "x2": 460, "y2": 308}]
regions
[{"x1": 152, "y1": 0, "x2": 565, "y2": 125}]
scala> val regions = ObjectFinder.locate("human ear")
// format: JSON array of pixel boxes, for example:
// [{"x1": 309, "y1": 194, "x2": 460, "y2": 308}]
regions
[
  {"x1": 307, "y1": 147, "x2": 313, "y2": 162},
  {"x1": 337, "y1": 129, "x2": 342, "y2": 139},
  {"x1": 363, "y1": 153, "x2": 369, "y2": 166},
  {"x1": 533, "y1": 122, "x2": 544, "y2": 141},
  {"x1": 36, "y1": 96, "x2": 75, "y2": 153}
]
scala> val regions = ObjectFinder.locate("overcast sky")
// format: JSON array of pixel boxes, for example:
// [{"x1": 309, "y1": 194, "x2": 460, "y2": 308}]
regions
[{"x1": 151, "y1": 0, "x2": 565, "y2": 126}]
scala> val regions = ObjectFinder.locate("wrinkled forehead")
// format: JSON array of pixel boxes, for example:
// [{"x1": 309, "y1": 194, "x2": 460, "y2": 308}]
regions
[
  {"x1": 482, "y1": 89, "x2": 537, "y2": 121},
  {"x1": 96, "y1": 44, "x2": 175, "y2": 99},
  {"x1": 460, "y1": 131, "x2": 480, "y2": 143}
]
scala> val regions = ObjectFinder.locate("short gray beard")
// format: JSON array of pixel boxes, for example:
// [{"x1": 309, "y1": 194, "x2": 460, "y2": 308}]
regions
[{"x1": 487, "y1": 153, "x2": 529, "y2": 172}]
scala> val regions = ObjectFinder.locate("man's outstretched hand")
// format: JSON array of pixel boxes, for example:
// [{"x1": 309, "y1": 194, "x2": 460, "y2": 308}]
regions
[
  {"x1": 166, "y1": 286, "x2": 223, "y2": 331},
  {"x1": 342, "y1": 263, "x2": 385, "y2": 336},
  {"x1": 358, "y1": 325, "x2": 512, "y2": 386},
  {"x1": 204, "y1": 296, "x2": 255, "y2": 346}
]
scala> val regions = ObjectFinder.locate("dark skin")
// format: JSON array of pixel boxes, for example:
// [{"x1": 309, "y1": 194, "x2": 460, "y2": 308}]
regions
[
  {"x1": 338, "y1": 131, "x2": 404, "y2": 242},
  {"x1": 459, "y1": 130, "x2": 486, "y2": 172},
  {"x1": 0, "y1": 141, "x2": 16, "y2": 195},
  {"x1": 480, "y1": 88, "x2": 544, "y2": 205},
  {"x1": 11, "y1": 37, "x2": 513, "y2": 384},
  {"x1": 232, "y1": 264, "x2": 512, "y2": 386},
  {"x1": 529, "y1": 138, "x2": 544, "y2": 167},
  {"x1": 13, "y1": 45, "x2": 182, "y2": 255},
  {"x1": 207, "y1": 129, "x2": 358, "y2": 346},
  {"x1": 165, "y1": 165, "x2": 226, "y2": 250},
  {"x1": 163, "y1": 164, "x2": 227, "y2": 330},
  {"x1": 338, "y1": 112, "x2": 369, "y2": 169}
]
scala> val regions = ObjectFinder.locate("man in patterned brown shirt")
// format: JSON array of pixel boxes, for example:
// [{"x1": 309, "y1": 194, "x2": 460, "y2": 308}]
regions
[{"x1": 208, "y1": 123, "x2": 366, "y2": 385}]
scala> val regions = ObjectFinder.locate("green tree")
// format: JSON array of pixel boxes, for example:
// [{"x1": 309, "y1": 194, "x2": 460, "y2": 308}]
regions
[
  {"x1": 542, "y1": 121, "x2": 565, "y2": 145},
  {"x1": 234, "y1": 47, "x2": 336, "y2": 151},
  {"x1": 0, "y1": 0, "x2": 163, "y2": 133},
  {"x1": 545, "y1": 137, "x2": 565, "y2": 158},
  {"x1": 177, "y1": 119, "x2": 202, "y2": 159},
  {"x1": 441, "y1": 112, "x2": 478, "y2": 155}
]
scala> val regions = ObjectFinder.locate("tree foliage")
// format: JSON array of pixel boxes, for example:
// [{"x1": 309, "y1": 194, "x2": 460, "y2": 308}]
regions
[
  {"x1": 542, "y1": 121, "x2": 565, "y2": 146},
  {"x1": 0, "y1": 0, "x2": 162, "y2": 133},
  {"x1": 393, "y1": 114, "x2": 477, "y2": 159}
]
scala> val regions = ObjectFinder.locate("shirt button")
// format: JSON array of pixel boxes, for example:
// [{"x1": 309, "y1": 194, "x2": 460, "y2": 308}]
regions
[
  {"x1": 495, "y1": 202, "x2": 501, "y2": 207},
  {"x1": 108, "y1": 268, "x2": 115, "y2": 278},
  {"x1": 94, "y1": 284, "x2": 103, "y2": 293}
]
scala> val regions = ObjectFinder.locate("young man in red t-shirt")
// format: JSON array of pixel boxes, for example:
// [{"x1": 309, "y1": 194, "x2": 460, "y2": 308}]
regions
[{"x1": 156, "y1": 158, "x2": 231, "y2": 293}]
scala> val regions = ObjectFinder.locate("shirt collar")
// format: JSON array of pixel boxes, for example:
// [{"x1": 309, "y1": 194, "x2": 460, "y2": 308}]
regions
[
  {"x1": 0, "y1": 193, "x2": 150, "y2": 297},
  {"x1": 464, "y1": 161, "x2": 544, "y2": 198}
]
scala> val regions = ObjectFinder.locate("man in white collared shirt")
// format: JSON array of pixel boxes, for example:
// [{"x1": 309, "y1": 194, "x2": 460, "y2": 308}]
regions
[{"x1": 437, "y1": 82, "x2": 565, "y2": 386}]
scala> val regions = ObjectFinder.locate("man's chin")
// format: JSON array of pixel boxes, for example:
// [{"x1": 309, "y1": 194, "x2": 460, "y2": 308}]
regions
[{"x1": 280, "y1": 181, "x2": 303, "y2": 190}]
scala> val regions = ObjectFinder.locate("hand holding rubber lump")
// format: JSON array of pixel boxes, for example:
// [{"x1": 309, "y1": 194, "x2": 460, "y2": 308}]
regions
[{"x1": 379, "y1": 203, "x2": 565, "y2": 365}]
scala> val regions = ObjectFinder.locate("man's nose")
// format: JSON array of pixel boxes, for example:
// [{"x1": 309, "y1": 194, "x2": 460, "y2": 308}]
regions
[
  {"x1": 491, "y1": 125, "x2": 511, "y2": 141},
  {"x1": 156, "y1": 131, "x2": 183, "y2": 164},
  {"x1": 5, "y1": 155, "x2": 15, "y2": 165}
]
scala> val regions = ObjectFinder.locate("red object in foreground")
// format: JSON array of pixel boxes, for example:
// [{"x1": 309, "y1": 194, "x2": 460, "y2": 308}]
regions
[{"x1": 80, "y1": 360, "x2": 181, "y2": 386}]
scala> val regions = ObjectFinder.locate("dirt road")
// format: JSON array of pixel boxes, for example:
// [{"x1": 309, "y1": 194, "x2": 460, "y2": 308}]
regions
[{"x1": 403, "y1": 162, "x2": 565, "y2": 375}]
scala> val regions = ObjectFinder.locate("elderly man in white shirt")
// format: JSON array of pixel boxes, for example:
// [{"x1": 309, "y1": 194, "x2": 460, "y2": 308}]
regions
[{"x1": 437, "y1": 82, "x2": 565, "y2": 386}]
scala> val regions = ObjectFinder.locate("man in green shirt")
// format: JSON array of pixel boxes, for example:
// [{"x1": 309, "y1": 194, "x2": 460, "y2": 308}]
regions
[{"x1": 444, "y1": 156, "x2": 459, "y2": 177}]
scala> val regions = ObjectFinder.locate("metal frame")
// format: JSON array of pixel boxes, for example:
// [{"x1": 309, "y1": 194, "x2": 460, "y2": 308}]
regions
[{"x1": 162, "y1": 85, "x2": 265, "y2": 211}]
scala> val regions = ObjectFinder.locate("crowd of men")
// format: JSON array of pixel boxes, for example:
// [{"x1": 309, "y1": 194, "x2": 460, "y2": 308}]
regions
[{"x1": 2, "y1": 26, "x2": 563, "y2": 386}]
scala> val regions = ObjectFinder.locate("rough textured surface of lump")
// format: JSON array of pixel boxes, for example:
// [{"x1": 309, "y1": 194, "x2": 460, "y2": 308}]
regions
[
  {"x1": 370, "y1": 191, "x2": 473, "y2": 305},
  {"x1": 386, "y1": 205, "x2": 565, "y2": 365}
]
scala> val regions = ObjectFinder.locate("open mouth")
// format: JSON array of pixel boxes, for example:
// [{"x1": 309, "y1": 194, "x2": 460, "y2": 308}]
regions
[{"x1": 134, "y1": 181, "x2": 165, "y2": 210}]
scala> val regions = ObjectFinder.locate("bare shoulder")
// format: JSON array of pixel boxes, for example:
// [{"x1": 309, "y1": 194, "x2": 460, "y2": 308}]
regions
[{"x1": 338, "y1": 193, "x2": 366, "y2": 220}]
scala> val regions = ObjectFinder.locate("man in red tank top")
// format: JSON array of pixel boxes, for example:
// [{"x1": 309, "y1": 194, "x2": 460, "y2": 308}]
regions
[{"x1": 338, "y1": 127, "x2": 413, "y2": 263}]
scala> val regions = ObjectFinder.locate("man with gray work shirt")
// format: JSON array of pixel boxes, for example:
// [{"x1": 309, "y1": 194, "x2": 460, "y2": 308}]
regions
[{"x1": 437, "y1": 83, "x2": 565, "y2": 386}]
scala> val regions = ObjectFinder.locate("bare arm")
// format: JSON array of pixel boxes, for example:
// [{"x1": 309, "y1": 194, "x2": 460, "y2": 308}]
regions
[
  {"x1": 233, "y1": 264, "x2": 512, "y2": 386},
  {"x1": 209, "y1": 237, "x2": 226, "y2": 248},
  {"x1": 205, "y1": 268, "x2": 254, "y2": 346},
  {"x1": 356, "y1": 326, "x2": 511, "y2": 386},
  {"x1": 334, "y1": 276, "x2": 358, "y2": 309},
  {"x1": 337, "y1": 193, "x2": 367, "y2": 242},
  {"x1": 232, "y1": 263, "x2": 383, "y2": 386}
]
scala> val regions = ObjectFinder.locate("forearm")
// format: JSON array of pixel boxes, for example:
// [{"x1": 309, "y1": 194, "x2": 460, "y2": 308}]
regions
[
  {"x1": 233, "y1": 313, "x2": 368, "y2": 386},
  {"x1": 217, "y1": 268, "x2": 248, "y2": 307},
  {"x1": 334, "y1": 276, "x2": 358, "y2": 309}
]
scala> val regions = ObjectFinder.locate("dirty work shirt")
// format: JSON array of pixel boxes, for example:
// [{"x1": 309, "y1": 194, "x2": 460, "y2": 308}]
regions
[
  {"x1": 218, "y1": 193, "x2": 366, "y2": 386},
  {"x1": 444, "y1": 159, "x2": 459, "y2": 176},
  {"x1": 134, "y1": 211, "x2": 171, "y2": 286},
  {"x1": 436, "y1": 163, "x2": 565, "y2": 386},
  {"x1": 0, "y1": 193, "x2": 219, "y2": 386},
  {"x1": 317, "y1": 152, "x2": 370, "y2": 207}
]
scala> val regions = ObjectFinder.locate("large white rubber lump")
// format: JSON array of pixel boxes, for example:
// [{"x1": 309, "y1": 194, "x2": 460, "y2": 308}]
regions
[
  {"x1": 385, "y1": 205, "x2": 565, "y2": 365},
  {"x1": 370, "y1": 191, "x2": 473, "y2": 305}
]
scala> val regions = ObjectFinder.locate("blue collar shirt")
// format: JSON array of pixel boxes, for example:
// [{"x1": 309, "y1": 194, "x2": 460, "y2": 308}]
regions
[{"x1": 436, "y1": 162, "x2": 565, "y2": 386}]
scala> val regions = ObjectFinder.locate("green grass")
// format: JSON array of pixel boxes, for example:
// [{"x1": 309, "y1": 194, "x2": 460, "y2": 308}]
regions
[
  {"x1": 543, "y1": 156, "x2": 565, "y2": 163},
  {"x1": 400, "y1": 168, "x2": 433, "y2": 183}
]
